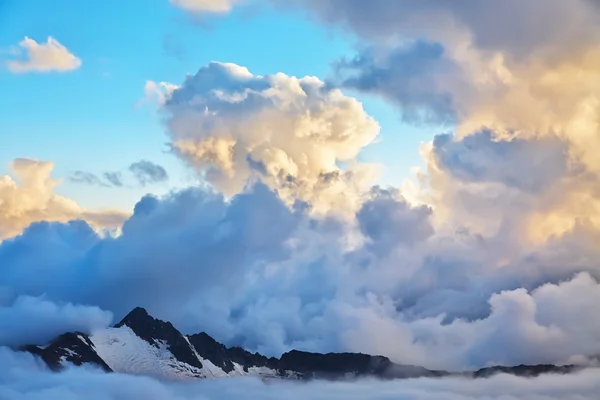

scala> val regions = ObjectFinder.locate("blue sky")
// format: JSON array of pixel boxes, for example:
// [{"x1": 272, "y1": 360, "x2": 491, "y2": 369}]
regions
[{"x1": 0, "y1": 0, "x2": 435, "y2": 211}]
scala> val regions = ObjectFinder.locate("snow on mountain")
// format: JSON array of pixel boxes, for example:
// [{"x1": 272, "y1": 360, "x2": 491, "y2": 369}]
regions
[
  {"x1": 91, "y1": 326, "x2": 205, "y2": 379},
  {"x1": 20, "y1": 307, "x2": 582, "y2": 382}
]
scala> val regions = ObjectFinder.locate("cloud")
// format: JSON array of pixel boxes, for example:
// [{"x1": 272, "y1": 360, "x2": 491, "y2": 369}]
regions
[
  {"x1": 335, "y1": 41, "x2": 460, "y2": 125},
  {"x1": 5, "y1": 36, "x2": 81, "y2": 73},
  {"x1": 4, "y1": 179, "x2": 600, "y2": 370},
  {"x1": 291, "y1": 0, "x2": 600, "y2": 60},
  {"x1": 430, "y1": 130, "x2": 570, "y2": 194},
  {"x1": 140, "y1": 80, "x2": 180, "y2": 107},
  {"x1": 70, "y1": 171, "x2": 111, "y2": 187},
  {"x1": 0, "y1": 296, "x2": 112, "y2": 347},
  {"x1": 1, "y1": 347, "x2": 600, "y2": 399},
  {"x1": 128, "y1": 160, "x2": 169, "y2": 186},
  {"x1": 157, "y1": 62, "x2": 380, "y2": 214},
  {"x1": 0, "y1": 158, "x2": 127, "y2": 240},
  {"x1": 170, "y1": 0, "x2": 243, "y2": 15},
  {"x1": 288, "y1": 0, "x2": 600, "y2": 244},
  {"x1": 295, "y1": 0, "x2": 600, "y2": 169},
  {"x1": 103, "y1": 172, "x2": 124, "y2": 187},
  {"x1": 70, "y1": 163, "x2": 166, "y2": 189}
]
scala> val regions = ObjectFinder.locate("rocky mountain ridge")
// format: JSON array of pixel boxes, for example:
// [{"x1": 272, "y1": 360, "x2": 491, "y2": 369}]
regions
[{"x1": 19, "y1": 307, "x2": 581, "y2": 381}]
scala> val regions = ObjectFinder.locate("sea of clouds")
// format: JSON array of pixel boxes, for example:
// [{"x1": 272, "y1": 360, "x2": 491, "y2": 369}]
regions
[{"x1": 2, "y1": 348, "x2": 600, "y2": 400}]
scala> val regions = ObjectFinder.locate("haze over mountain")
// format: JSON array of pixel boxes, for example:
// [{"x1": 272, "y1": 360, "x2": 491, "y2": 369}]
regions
[{"x1": 3, "y1": 0, "x2": 600, "y2": 399}]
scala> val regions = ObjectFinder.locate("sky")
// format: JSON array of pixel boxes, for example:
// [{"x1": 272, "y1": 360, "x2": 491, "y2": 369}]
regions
[
  {"x1": 0, "y1": 0, "x2": 433, "y2": 211},
  {"x1": 3, "y1": 0, "x2": 600, "y2": 398}
]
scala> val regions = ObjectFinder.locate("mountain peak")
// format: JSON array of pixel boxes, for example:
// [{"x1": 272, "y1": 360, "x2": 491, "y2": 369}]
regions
[
  {"x1": 113, "y1": 306, "x2": 204, "y2": 370},
  {"x1": 115, "y1": 307, "x2": 151, "y2": 328}
]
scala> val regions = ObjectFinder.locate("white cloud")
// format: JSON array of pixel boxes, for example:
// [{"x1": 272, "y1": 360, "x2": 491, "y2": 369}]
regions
[
  {"x1": 6, "y1": 36, "x2": 81, "y2": 73},
  {"x1": 157, "y1": 62, "x2": 380, "y2": 215},
  {"x1": 0, "y1": 158, "x2": 127, "y2": 240},
  {"x1": 140, "y1": 80, "x2": 180, "y2": 107}
]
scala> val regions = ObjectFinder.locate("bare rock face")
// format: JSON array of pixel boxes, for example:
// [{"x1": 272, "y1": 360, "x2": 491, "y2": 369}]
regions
[
  {"x1": 23, "y1": 332, "x2": 112, "y2": 372},
  {"x1": 115, "y1": 307, "x2": 204, "y2": 370}
]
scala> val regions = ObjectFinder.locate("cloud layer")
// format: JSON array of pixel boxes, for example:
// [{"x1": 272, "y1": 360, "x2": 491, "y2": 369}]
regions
[
  {"x1": 2, "y1": 348, "x2": 600, "y2": 399},
  {"x1": 3, "y1": 179, "x2": 600, "y2": 370},
  {"x1": 6, "y1": 36, "x2": 81, "y2": 73}
]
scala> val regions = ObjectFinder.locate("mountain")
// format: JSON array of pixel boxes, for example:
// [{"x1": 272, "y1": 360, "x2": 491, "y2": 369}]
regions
[{"x1": 19, "y1": 307, "x2": 581, "y2": 381}]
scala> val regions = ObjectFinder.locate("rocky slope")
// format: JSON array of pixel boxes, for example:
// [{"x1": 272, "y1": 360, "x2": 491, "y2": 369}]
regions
[{"x1": 19, "y1": 307, "x2": 580, "y2": 381}]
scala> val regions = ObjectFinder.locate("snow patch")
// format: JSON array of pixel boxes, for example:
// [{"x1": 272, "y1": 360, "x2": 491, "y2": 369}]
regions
[{"x1": 90, "y1": 326, "x2": 205, "y2": 380}]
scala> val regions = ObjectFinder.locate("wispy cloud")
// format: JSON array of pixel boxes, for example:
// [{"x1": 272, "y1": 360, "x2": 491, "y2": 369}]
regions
[
  {"x1": 69, "y1": 162, "x2": 167, "y2": 189},
  {"x1": 70, "y1": 171, "x2": 111, "y2": 187},
  {"x1": 103, "y1": 172, "x2": 124, "y2": 187},
  {"x1": 129, "y1": 160, "x2": 169, "y2": 186}
]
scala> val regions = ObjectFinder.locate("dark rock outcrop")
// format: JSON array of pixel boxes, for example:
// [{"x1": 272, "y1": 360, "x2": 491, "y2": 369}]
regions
[
  {"x1": 115, "y1": 307, "x2": 203, "y2": 370},
  {"x1": 277, "y1": 350, "x2": 446, "y2": 380},
  {"x1": 187, "y1": 332, "x2": 235, "y2": 373},
  {"x1": 22, "y1": 332, "x2": 111, "y2": 372},
  {"x1": 473, "y1": 364, "x2": 579, "y2": 378}
]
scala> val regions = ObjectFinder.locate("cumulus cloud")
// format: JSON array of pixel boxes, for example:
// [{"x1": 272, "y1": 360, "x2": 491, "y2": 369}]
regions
[
  {"x1": 1, "y1": 347, "x2": 600, "y2": 399},
  {"x1": 295, "y1": 0, "x2": 600, "y2": 185},
  {"x1": 4, "y1": 180, "x2": 600, "y2": 370},
  {"x1": 129, "y1": 160, "x2": 169, "y2": 186},
  {"x1": 141, "y1": 80, "x2": 180, "y2": 107},
  {"x1": 5, "y1": 36, "x2": 81, "y2": 73},
  {"x1": 157, "y1": 62, "x2": 380, "y2": 214},
  {"x1": 0, "y1": 158, "x2": 127, "y2": 240},
  {"x1": 286, "y1": 0, "x2": 600, "y2": 242}
]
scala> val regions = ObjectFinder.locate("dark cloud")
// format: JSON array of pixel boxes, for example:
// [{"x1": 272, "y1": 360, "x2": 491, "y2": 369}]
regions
[
  {"x1": 70, "y1": 171, "x2": 110, "y2": 187},
  {"x1": 128, "y1": 160, "x2": 169, "y2": 186},
  {"x1": 103, "y1": 172, "x2": 123, "y2": 187},
  {"x1": 70, "y1": 171, "x2": 124, "y2": 188},
  {"x1": 289, "y1": 0, "x2": 600, "y2": 60},
  {"x1": 357, "y1": 187, "x2": 434, "y2": 255},
  {"x1": 70, "y1": 162, "x2": 167, "y2": 189},
  {"x1": 432, "y1": 131, "x2": 570, "y2": 193},
  {"x1": 336, "y1": 41, "x2": 459, "y2": 125}
]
